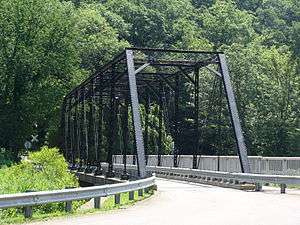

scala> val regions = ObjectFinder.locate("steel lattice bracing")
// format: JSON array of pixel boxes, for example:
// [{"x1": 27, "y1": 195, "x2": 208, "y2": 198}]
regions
[{"x1": 61, "y1": 47, "x2": 251, "y2": 178}]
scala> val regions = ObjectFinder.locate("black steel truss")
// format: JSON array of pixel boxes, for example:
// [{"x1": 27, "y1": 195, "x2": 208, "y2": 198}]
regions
[{"x1": 61, "y1": 47, "x2": 251, "y2": 178}]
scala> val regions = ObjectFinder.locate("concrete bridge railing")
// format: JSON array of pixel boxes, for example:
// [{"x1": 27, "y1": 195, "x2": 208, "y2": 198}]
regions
[
  {"x1": 0, "y1": 175, "x2": 156, "y2": 219},
  {"x1": 113, "y1": 155, "x2": 300, "y2": 175}
]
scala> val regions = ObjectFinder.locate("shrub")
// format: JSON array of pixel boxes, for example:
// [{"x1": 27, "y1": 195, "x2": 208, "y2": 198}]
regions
[
  {"x1": 0, "y1": 146, "x2": 79, "y2": 219},
  {"x1": 0, "y1": 148, "x2": 14, "y2": 168}
]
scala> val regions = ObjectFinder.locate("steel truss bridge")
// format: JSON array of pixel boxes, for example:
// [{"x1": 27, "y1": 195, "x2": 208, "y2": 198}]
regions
[
  {"x1": 1, "y1": 48, "x2": 300, "y2": 225},
  {"x1": 61, "y1": 47, "x2": 251, "y2": 179}
]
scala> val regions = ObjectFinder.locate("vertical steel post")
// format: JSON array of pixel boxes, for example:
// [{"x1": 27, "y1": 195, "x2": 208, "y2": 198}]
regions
[
  {"x1": 158, "y1": 82, "x2": 163, "y2": 167},
  {"x1": 83, "y1": 89, "x2": 89, "y2": 169},
  {"x1": 193, "y1": 67, "x2": 200, "y2": 169},
  {"x1": 70, "y1": 98, "x2": 77, "y2": 169},
  {"x1": 144, "y1": 91, "x2": 150, "y2": 165},
  {"x1": 66, "y1": 100, "x2": 71, "y2": 163},
  {"x1": 78, "y1": 90, "x2": 85, "y2": 172},
  {"x1": 75, "y1": 91, "x2": 80, "y2": 168},
  {"x1": 125, "y1": 49, "x2": 146, "y2": 178},
  {"x1": 106, "y1": 73, "x2": 116, "y2": 177},
  {"x1": 95, "y1": 87, "x2": 103, "y2": 175},
  {"x1": 217, "y1": 80, "x2": 223, "y2": 171},
  {"x1": 79, "y1": 91, "x2": 86, "y2": 171},
  {"x1": 62, "y1": 100, "x2": 67, "y2": 159},
  {"x1": 92, "y1": 81, "x2": 98, "y2": 167},
  {"x1": 68, "y1": 98, "x2": 73, "y2": 165},
  {"x1": 87, "y1": 90, "x2": 92, "y2": 171},
  {"x1": 218, "y1": 54, "x2": 250, "y2": 173},
  {"x1": 121, "y1": 97, "x2": 130, "y2": 180},
  {"x1": 173, "y1": 73, "x2": 180, "y2": 167},
  {"x1": 85, "y1": 82, "x2": 95, "y2": 173}
]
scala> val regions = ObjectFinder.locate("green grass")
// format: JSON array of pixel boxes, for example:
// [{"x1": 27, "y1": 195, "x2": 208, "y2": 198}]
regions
[
  {"x1": 0, "y1": 189, "x2": 155, "y2": 225},
  {"x1": 287, "y1": 185, "x2": 300, "y2": 189},
  {"x1": 101, "y1": 190, "x2": 153, "y2": 210}
]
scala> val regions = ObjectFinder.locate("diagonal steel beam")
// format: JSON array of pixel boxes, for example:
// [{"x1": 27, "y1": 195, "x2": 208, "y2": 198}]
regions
[
  {"x1": 126, "y1": 49, "x2": 147, "y2": 178},
  {"x1": 204, "y1": 66, "x2": 222, "y2": 78},
  {"x1": 178, "y1": 67, "x2": 196, "y2": 85},
  {"x1": 218, "y1": 54, "x2": 250, "y2": 173},
  {"x1": 135, "y1": 63, "x2": 150, "y2": 74}
]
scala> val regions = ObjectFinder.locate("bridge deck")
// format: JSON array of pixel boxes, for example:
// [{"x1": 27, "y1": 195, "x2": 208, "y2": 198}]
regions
[{"x1": 27, "y1": 179, "x2": 300, "y2": 225}]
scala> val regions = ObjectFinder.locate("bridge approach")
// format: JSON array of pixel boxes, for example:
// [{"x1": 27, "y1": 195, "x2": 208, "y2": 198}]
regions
[{"x1": 26, "y1": 178, "x2": 300, "y2": 225}]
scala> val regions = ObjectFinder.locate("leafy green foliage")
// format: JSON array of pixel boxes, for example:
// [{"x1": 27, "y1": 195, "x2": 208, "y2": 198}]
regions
[
  {"x1": 0, "y1": 0, "x2": 299, "y2": 157},
  {"x1": 201, "y1": 1, "x2": 256, "y2": 48},
  {"x1": 0, "y1": 148, "x2": 14, "y2": 167},
  {"x1": 74, "y1": 4, "x2": 129, "y2": 73},
  {"x1": 0, "y1": 146, "x2": 79, "y2": 219},
  {"x1": 0, "y1": 0, "x2": 81, "y2": 156},
  {"x1": 225, "y1": 43, "x2": 300, "y2": 156},
  {"x1": 0, "y1": 146, "x2": 78, "y2": 194}
]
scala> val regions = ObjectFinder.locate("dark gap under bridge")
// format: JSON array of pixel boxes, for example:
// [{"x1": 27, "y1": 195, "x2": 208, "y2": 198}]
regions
[{"x1": 61, "y1": 47, "x2": 250, "y2": 179}]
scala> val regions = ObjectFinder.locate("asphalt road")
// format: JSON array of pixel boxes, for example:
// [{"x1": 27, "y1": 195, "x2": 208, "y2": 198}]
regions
[{"x1": 27, "y1": 178, "x2": 300, "y2": 225}]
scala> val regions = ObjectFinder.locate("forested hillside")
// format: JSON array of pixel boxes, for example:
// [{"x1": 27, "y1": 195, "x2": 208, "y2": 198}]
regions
[{"x1": 0, "y1": 0, "x2": 299, "y2": 161}]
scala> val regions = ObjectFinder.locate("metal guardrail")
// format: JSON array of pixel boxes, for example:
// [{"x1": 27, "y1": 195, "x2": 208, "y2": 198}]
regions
[
  {"x1": 112, "y1": 164, "x2": 300, "y2": 193},
  {"x1": 149, "y1": 166, "x2": 300, "y2": 184},
  {"x1": 0, "y1": 175, "x2": 156, "y2": 218}
]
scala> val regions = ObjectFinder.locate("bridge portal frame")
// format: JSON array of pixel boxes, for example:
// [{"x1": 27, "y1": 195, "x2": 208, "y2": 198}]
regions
[{"x1": 62, "y1": 47, "x2": 251, "y2": 178}]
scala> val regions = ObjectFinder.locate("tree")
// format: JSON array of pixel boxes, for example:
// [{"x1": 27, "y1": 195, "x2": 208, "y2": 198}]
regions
[
  {"x1": 0, "y1": 0, "x2": 81, "y2": 158},
  {"x1": 225, "y1": 43, "x2": 300, "y2": 156},
  {"x1": 201, "y1": 0, "x2": 256, "y2": 48},
  {"x1": 74, "y1": 4, "x2": 129, "y2": 73}
]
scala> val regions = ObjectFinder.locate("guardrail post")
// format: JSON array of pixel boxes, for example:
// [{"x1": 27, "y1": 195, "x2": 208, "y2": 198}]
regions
[
  {"x1": 129, "y1": 191, "x2": 134, "y2": 200},
  {"x1": 280, "y1": 184, "x2": 286, "y2": 194},
  {"x1": 65, "y1": 187, "x2": 74, "y2": 212},
  {"x1": 138, "y1": 189, "x2": 143, "y2": 197},
  {"x1": 65, "y1": 200, "x2": 72, "y2": 212},
  {"x1": 24, "y1": 190, "x2": 34, "y2": 218},
  {"x1": 94, "y1": 197, "x2": 101, "y2": 209},
  {"x1": 24, "y1": 205, "x2": 33, "y2": 219},
  {"x1": 255, "y1": 183, "x2": 262, "y2": 191},
  {"x1": 144, "y1": 187, "x2": 150, "y2": 193},
  {"x1": 115, "y1": 194, "x2": 121, "y2": 204}
]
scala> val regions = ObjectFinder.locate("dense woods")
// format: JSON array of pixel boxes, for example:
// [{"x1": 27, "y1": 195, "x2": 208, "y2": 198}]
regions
[{"x1": 0, "y1": 0, "x2": 299, "y2": 163}]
